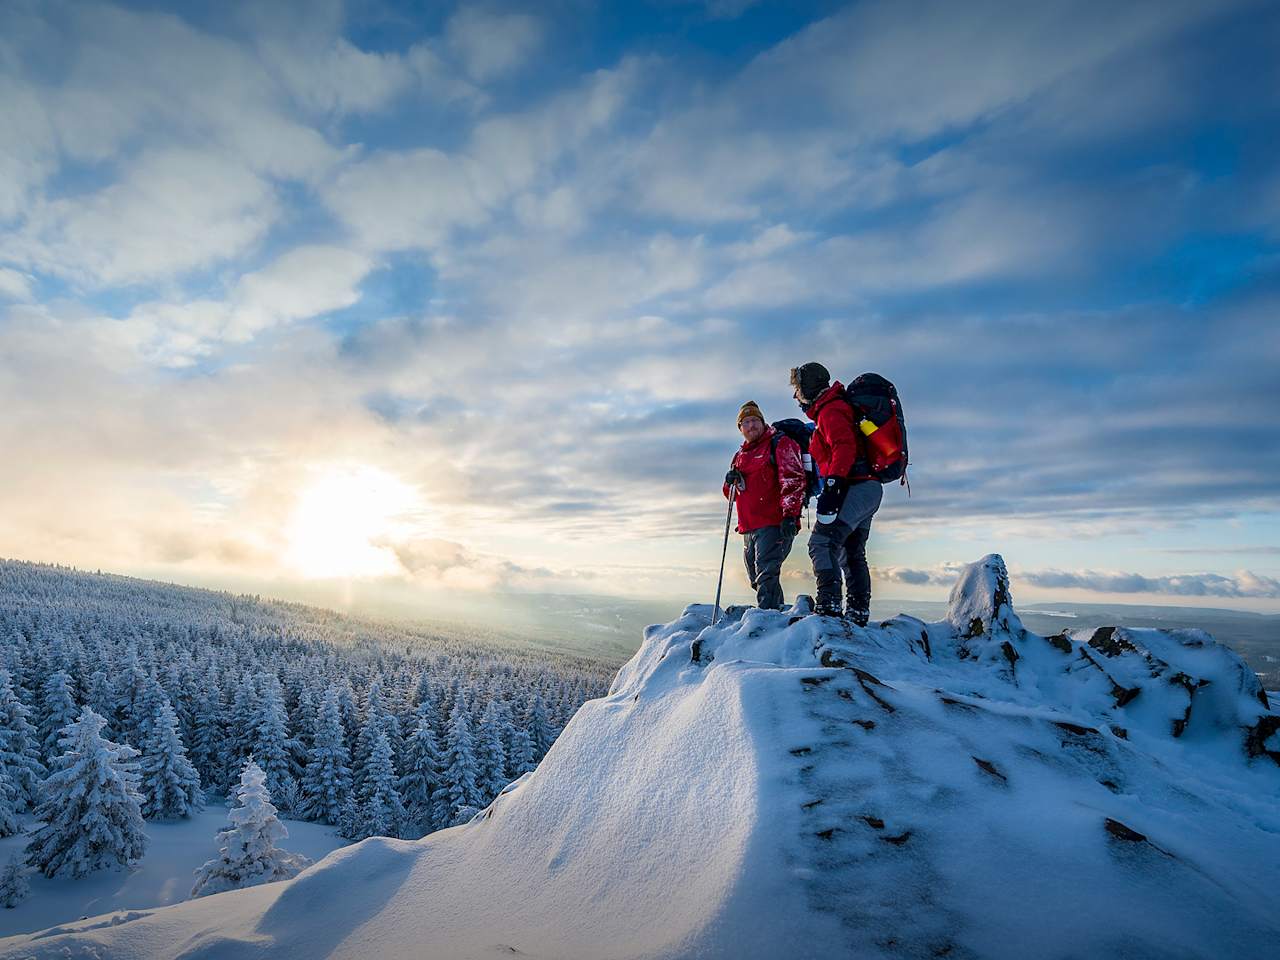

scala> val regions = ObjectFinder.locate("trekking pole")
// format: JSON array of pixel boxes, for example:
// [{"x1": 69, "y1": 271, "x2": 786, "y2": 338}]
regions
[{"x1": 711, "y1": 485, "x2": 737, "y2": 626}]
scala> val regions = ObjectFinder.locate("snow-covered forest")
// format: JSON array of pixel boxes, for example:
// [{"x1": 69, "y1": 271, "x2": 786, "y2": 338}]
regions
[{"x1": 0, "y1": 559, "x2": 615, "y2": 867}]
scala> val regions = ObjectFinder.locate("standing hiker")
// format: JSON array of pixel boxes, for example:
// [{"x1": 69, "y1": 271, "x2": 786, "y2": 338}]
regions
[
  {"x1": 790, "y1": 363, "x2": 883, "y2": 625},
  {"x1": 722, "y1": 401, "x2": 806, "y2": 610}
]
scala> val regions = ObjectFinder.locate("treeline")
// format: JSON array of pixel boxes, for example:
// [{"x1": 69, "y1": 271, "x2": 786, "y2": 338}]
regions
[{"x1": 0, "y1": 560, "x2": 615, "y2": 856}]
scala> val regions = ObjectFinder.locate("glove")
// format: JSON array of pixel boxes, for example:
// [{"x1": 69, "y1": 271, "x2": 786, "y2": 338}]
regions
[
  {"x1": 815, "y1": 476, "x2": 848, "y2": 524},
  {"x1": 725, "y1": 468, "x2": 744, "y2": 491},
  {"x1": 781, "y1": 516, "x2": 800, "y2": 538}
]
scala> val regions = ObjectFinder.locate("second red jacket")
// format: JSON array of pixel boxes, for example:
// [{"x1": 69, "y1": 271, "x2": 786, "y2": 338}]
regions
[
  {"x1": 808, "y1": 381, "x2": 870, "y2": 481},
  {"x1": 723, "y1": 426, "x2": 806, "y2": 533}
]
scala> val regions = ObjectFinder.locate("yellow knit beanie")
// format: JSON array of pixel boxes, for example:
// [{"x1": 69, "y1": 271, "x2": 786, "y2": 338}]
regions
[{"x1": 737, "y1": 400, "x2": 765, "y2": 427}]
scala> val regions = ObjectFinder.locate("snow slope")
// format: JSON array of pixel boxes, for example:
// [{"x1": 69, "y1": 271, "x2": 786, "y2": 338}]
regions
[
  {"x1": 2, "y1": 555, "x2": 1277, "y2": 959},
  {"x1": 0, "y1": 810, "x2": 347, "y2": 939}
]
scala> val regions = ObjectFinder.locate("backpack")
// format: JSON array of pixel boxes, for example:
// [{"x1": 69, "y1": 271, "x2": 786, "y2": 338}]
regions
[
  {"x1": 769, "y1": 419, "x2": 822, "y2": 500},
  {"x1": 844, "y1": 373, "x2": 909, "y2": 485}
]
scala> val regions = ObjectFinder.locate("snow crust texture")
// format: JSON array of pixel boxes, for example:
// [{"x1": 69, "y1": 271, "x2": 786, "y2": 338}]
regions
[{"x1": 2, "y1": 554, "x2": 1278, "y2": 960}]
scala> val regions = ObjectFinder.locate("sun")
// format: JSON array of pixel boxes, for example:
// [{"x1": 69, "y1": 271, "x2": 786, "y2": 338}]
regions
[{"x1": 283, "y1": 464, "x2": 421, "y2": 579}]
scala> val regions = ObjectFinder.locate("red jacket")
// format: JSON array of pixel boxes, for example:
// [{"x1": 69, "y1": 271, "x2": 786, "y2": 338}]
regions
[
  {"x1": 808, "y1": 381, "x2": 869, "y2": 481},
  {"x1": 723, "y1": 426, "x2": 806, "y2": 533}
]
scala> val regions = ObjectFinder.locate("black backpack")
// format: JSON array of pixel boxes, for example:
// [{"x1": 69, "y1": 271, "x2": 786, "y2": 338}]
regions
[
  {"x1": 844, "y1": 373, "x2": 909, "y2": 485},
  {"x1": 769, "y1": 419, "x2": 822, "y2": 500}
]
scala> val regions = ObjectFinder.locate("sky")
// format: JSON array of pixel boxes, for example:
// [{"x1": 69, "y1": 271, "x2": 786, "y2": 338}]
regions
[{"x1": 2, "y1": 0, "x2": 1279, "y2": 620}]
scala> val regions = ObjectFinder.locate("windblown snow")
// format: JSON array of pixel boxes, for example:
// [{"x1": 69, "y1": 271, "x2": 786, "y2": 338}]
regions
[{"x1": 2, "y1": 555, "x2": 1277, "y2": 960}]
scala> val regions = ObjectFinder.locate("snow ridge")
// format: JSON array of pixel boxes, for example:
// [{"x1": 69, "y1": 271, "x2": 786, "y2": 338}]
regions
[{"x1": 2, "y1": 554, "x2": 1278, "y2": 959}]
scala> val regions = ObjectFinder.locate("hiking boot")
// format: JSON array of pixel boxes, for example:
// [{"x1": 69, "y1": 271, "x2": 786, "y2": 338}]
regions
[
  {"x1": 846, "y1": 606, "x2": 870, "y2": 628},
  {"x1": 812, "y1": 600, "x2": 843, "y2": 618}
]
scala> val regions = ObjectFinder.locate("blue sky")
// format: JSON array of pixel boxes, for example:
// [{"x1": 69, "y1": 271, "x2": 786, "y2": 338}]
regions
[{"x1": 1, "y1": 0, "x2": 1278, "y2": 615}]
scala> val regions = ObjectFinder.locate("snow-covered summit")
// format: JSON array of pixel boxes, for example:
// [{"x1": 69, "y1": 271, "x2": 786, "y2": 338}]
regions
[{"x1": 3, "y1": 555, "x2": 1278, "y2": 959}]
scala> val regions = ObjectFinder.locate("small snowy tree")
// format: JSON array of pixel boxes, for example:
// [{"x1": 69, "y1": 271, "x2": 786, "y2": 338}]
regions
[
  {"x1": 139, "y1": 695, "x2": 202, "y2": 820},
  {"x1": 0, "y1": 855, "x2": 27, "y2": 908},
  {"x1": 0, "y1": 669, "x2": 45, "y2": 810},
  {"x1": 25, "y1": 707, "x2": 147, "y2": 878},
  {"x1": 38, "y1": 671, "x2": 78, "y2": 767},
  {"x1": 441, "y1": 695, "x2": 485, "y2": 824},
  {"x1": 526, "y1": 691, "x2": 554, "y2": 758},
  {"x1": 300, "y1": 688, "x2": 351, "y2": 825},
  {"x1": 190, "y1": 759, "x2": 310, "y2": 898},
  {"x1": 399, "y1": 702, "x2": 442, "y2": 831},
  {"x1": 0, "y1": 769, "x2": 19, "y2": 838},
  {"x1": 343, "y1": 731, "x2": 406, "y2": 841},
  {"x1": 507, "y1": 724, "x2": 537, "y2": 779},
  {"x1": 251, "y1": 674, "x2": 298, "y2": 805},
  {"x1": 475, "y1": 698, "x2": 510, "y2": 800}
]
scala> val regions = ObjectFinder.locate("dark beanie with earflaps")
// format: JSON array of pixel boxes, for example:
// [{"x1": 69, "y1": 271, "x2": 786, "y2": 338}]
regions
[{"x1": 789, "y1": 362, "x2": 831, "y2": 404}]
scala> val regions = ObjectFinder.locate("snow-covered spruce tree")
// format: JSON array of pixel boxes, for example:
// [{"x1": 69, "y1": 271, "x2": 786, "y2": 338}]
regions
[
  {"x1": 109, "y1": 650, "x2": 150, "y2": 745},
  {"x1": 25, "y1": 707, "x2": 147, "y2": 879},
  {"x1": 299, "y1": 687, "x2": 351, "y2": 826},
  {"x1": 38, "y1": 670, "x2": 78, "y2": 767},
  {"x1": 350, "y1": 710, "x2": 381, "y2": 804},
  {"x1": 139, "y1": 694, "x2": 202, "y2": 820},
  {"x1": 0, "y1": 768, "x2": 20, "y2": 838},
  {"x1": 399, "y1": 701, "x2": 442, "y2": 832},
  {"x1": 132, "y1": 676, "x2": 168, "y2": 750},
  {"x1": 0, "y1": 669, "x2": 45, "y2": 811},
  {"x1": 0, "y1": 854, "x2": 27, "y2": 908},
  {"x1": 352, "y1": 678, "x2": 400, "y2": 800},
  {"x1": 225, "y1": 674, "x2": 258, "y2": 779},
  {"x1": 358, "y1": 730, "x2": 406, "y2": 840},
  {"x1": 85, "y1": 670, "x2": 114, "y2": 725},
  {"x1": 188, "y1": 680, "x2": 226, "y2": 792},
  {"x1": 441, "y1": 694, "x2": 485, "y2": 825},
  {"x1": 525, "y1": 690, "x2": 554, "y2": 759},
  {"x1": 475, "y1": 698, "x2": 510, "y2": 799},
  {"x1": 190, "y1": 759, "x2": 310, "y2": 898},
  {"x1": 251, "y1": 674, "x2": 298, "y2": 810},
  {"x1": 507, "y1": 724, "x2": 537, "y2": 780}
]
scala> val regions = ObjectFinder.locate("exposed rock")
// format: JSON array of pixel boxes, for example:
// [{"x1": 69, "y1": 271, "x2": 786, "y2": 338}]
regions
[{"x1": 1104, "y1": 818, "x2": 1147, "y2": 842}]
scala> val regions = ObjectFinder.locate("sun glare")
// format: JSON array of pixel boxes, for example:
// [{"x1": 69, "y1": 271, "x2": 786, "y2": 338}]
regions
[{"x1": 283, "y1": 464, "x2": 422, "y2": 579}]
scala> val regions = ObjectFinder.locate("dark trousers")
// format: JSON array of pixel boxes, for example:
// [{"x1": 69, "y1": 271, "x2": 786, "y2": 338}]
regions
[
  {"x1": 743, "y1": 524, "x2": 796, "y2": 610},
  {"x1": 842, "y1": 525, "x2": 872, "y2": 614},
  {"x1": 807, "y1": 481, "x2": 882, "y2": 612}
]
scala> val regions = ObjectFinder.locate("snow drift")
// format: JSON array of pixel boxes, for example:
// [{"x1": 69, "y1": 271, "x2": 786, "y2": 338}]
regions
[{"x1": 2, "y1": 555, "x2": 1278, "y2": 959}]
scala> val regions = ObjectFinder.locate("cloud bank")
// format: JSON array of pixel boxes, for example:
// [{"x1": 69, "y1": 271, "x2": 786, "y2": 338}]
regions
[{"x1": 1, "y1": 0, "x2": 1277, "y2": 605}]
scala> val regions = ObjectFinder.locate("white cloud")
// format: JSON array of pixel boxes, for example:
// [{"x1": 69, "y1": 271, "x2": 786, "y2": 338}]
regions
[
  {"x1": 324, "y1": 59, "x2": 642, "y2": 252},
  {"x1": 243, "y1": 1, "x2": 415, "y2": 115},
  {"x1": 879, "y1": 564, "x2": 1280, "y2": 600},
  {"x1": 740, "y1": 0, "x2": 1248, "y2": 141},
  {"x1": 229, "y1": 246, "x2": 374, "y2": 340},
  {"x1": 0, "y1": 268, "x2": 33, "y2": 301},
  {"x1": 0, "y1": 69, "x2": 57, "y2": 221},
  {"x1": 1021, "y1": 568, "x2": 1280, "y2": 599},
  {"x1": 19, "y1": 3, "x2": 339, "y2": 180},
  {"x1": 445, "y1": 8, "x2": 544, "y2": 82},
  {"x1": 110, "y1": 245, "x2": 374, "y2": 366},
  {"x1": 324, "y1": 148, "x2": 492, "y2": 252},
  {"x1": 7, "y1": 149, "x2": 277, "y2": 286}
]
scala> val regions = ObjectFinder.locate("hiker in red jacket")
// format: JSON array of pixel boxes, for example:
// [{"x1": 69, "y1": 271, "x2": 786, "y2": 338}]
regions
[
  {"x1": 722, "y1": 401, "x2": 806, "y2": 610},
  {"x1": 790, "y1": 362, "x2": 883, "y2": 625}
]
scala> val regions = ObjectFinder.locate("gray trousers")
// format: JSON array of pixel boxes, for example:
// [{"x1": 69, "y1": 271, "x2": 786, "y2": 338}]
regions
[
  {"x1": 743, "y1": 524, "x2": 796, "y2": 610},
  {"x1": 807, "y1": 481, "x2": 882, "y2": 611}
]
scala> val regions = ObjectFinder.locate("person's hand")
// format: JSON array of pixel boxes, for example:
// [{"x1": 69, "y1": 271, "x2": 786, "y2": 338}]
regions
[
  {"x1": 815, "y1": 477, "x2": 848, "y2": 523},
  {"x1": 781, "y1": 516, "x2": 800, "y2": 538},
  {"x1": 725, "y1": 468, "x2": 744, "y2": 490}
]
